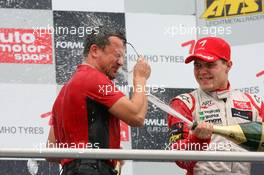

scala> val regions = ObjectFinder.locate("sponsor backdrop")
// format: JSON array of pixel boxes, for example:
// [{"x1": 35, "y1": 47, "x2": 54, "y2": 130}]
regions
[
  {"x1": 0, "y1": 0, "x2": 263, "y2": 175},
  {"x1": 0, "y1": 0, "x2": 52, "y2": 9},
  {"x1": 125, "y1": 13, "x2": 196, "y2": 88},
  {"x1": 196, "y1": 0, "x2": 264, "y2": 45},
  {"x1": 53, "y1": 11, "x2": 126, "y2": 85},
  {"x1": 131, "y1": 88, "x2": 194, "y2": 150}
]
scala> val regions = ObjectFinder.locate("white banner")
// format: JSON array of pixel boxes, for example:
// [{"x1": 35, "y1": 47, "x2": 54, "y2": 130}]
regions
[
  {"x1": 52, "y1": 0, "x2": 124, "y2": 12},
  {"x1": 230, "y1": 42, "x2": 264, "y2": 98},
  {"x1": 125, "y1": 13, "x2": 197, "y2": 88},
  {"x1": 0, "y1": 83, "x2": 56, "y2": 148}
]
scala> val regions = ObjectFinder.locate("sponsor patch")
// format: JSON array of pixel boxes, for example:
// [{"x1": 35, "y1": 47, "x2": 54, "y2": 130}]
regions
[
  {"x1": 199, "y1": 108, "x2": 222, "y2": 124},
  {"x1": 202, "y1": 0, "x2": 263, "y2": 20},
  {"x1": 177, "y1": 94, "x2": 190, "y2": 103},
  {"x1": 176, "y1": 93, "x2": 193, "y2": 110},
  {"x1": 168, "y1": 122, "x2": 184, "y2": 143},
  {"x1": 233, "y1": 100, "x2": 252, "y2": 110},
  {"x1": 0, "y1": 28, "x2": 52, "y2": 64},
  {"x1": 205, "y1": 118, "x2": 222, "y2": 124},
  {"x1": 201, "y1": 100, "x2": 214, "y2": 109},
  {"x1": 231, "y1": 108, "x2": 253, "y2": 121}
]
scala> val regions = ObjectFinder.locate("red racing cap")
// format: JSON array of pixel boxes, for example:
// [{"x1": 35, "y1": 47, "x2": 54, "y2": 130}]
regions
[{"x1": 185, "y1": 37, "x2": 231, "y2": 64}]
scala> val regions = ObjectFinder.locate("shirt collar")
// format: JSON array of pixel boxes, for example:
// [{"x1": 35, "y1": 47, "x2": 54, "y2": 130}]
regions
[{"x1": 200, "y1": 82, "x2": 231, "y2": 100}]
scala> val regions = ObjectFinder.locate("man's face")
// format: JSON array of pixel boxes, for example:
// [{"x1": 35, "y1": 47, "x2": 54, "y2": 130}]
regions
[
  {"x1": 194, "y1": 59, "x2": 232, "y2": 92},
  {"x1": 97, "y1": 36, "x2": 125, "y2": 79}
]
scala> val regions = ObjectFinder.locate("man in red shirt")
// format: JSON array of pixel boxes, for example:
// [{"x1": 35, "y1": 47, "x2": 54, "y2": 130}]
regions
[
  {"x1": 168, "y1": 37, "x2": 264, "y2": 175},
  {"x1": 47, "y1": 27, "x2": 151, "y2": 175}
]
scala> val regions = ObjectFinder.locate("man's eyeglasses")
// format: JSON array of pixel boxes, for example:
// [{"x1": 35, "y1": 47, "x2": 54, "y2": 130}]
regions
[
  {"x1": 126, "y1": 42, "x2": 140, "y2": 58},
  {"x1": 123, "y1": 42, "x2": 140, "y2": 74}
]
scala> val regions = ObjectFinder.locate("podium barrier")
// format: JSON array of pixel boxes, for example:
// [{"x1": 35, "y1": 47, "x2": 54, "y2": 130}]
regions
[{"x1": 0, "y1": 148, "x2": 264, "y2": 162}]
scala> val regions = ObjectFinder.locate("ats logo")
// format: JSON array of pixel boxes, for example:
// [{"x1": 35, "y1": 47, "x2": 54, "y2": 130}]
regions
[
  {"x1": 0, "y1": 28, "x2": 52, "y2": 64},
  {"x1": 202, "y1": 0, "x2": 263, "y2": 20}
]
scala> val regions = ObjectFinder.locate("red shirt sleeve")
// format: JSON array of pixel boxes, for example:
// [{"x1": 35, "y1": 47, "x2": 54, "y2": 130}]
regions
[
  {"x1": 84, "y1": 70, "x2": 125, "y2": 108},
  {"x1": 168, "y1": 98, "x2": 211, "y2": 172}
]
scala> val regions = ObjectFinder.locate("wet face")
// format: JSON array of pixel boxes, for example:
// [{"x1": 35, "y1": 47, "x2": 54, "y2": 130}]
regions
[
  {"x1": 97, "y1": 36, "x2": 125, "y2": 79},
  {"x1": 193, "y1": 59, "x2": 232, "y2": 92}
]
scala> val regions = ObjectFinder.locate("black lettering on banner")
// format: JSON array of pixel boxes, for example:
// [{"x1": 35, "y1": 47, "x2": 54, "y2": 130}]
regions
[
  {"x1": 0, "y1": 126, "x2": 16, "y2": 134},
  {"x1": 0, "y1": 126, "x2": 44, "y2": 134},
  {"x1": 18, "y1": 126, "x2": 44, "y2": 134},
  {"x1": 239, "y1": 86, "x2": 260, "y2": 94}
]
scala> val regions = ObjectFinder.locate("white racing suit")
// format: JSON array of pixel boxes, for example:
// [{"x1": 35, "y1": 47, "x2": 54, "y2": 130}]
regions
[{"x1": 168, "y1": 87, "x2": 264, "y2": 175}]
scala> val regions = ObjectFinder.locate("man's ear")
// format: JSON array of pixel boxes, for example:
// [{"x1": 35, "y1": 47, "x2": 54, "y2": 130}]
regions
[
  {"x1": 89, "y1": 44, "x2": 101, "y2": 58},
  {"x1": 226, "y1": 61, "x2": 233, "y2": 73}
]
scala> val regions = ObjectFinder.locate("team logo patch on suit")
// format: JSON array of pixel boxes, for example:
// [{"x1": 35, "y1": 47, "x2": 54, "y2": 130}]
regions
[
  {"x1": 178, "y1": 94, "x2": 190, "y2": 103},
  {"x1": 233, "y1": 100, "x2": 252, "y2": 110},
  {"x1": 175, "y1": 93, "x2": 194, "y2": 110},
  {"x1": 199, "y1": 109, "x2": 222, "y2": 124},
  {"x1": 201, "y1": 100, "x2": 214, "y2": 109},
  {"x1": 231, "y1": 108, "x2": 253, "y2": 121},
  {"x1": 168, "y1": 122, "x2": 184, "y2": 143}
]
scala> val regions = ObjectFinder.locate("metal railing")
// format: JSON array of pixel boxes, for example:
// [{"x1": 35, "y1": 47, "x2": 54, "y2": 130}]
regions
[{"x1": 0, "y1": 148, "x2": 264, "y2": 162}]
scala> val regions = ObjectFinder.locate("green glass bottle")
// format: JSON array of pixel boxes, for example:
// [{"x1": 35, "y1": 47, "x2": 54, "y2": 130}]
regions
[{"x1": 192, "y1": 121, "x2": 264, "y2": 151}]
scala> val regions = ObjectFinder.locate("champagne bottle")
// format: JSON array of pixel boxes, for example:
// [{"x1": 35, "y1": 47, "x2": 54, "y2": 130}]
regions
[{"x1": 192, "y1": 121, "x2": 264, "y2": 151}]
